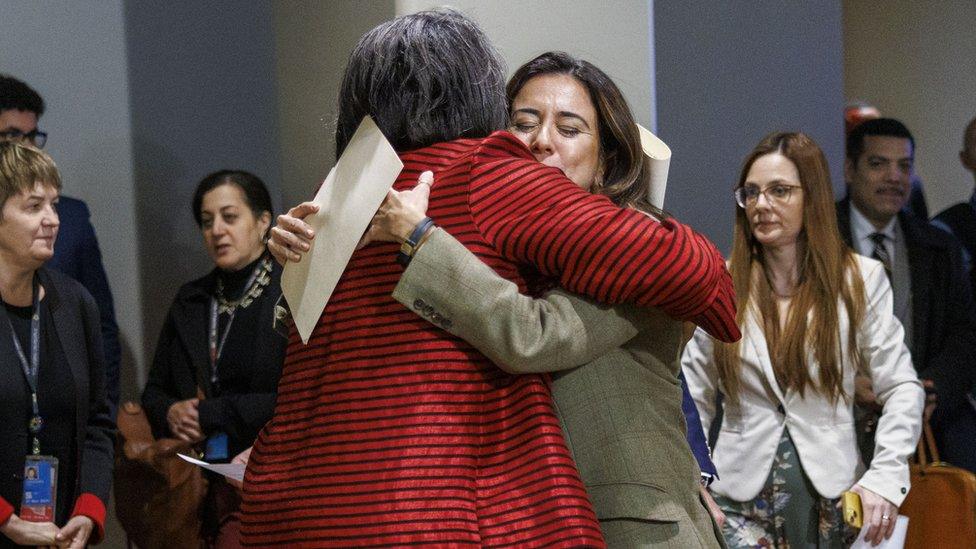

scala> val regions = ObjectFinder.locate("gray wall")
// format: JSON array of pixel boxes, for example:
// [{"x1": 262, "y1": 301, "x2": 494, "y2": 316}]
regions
[
  {"x1": 124, "y1": 1, "x2": 283, "y2": 381},
  {"x1": 844, "y1": 0, "x2": 976, "y2": 215},
  {"x1": 396, "y1": 0, "x2": 656, "y2": 128},
  {"x1": 655, "y1": 1, "x2": 846, "y2": 253},
  {"x1": 273, "y1": 0, "x2": 395, "y2": 209}
]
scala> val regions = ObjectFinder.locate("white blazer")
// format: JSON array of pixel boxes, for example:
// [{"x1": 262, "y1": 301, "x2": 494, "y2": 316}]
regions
[{"x1": 682, "y1": 255, "x2": 924, "y2": 507}]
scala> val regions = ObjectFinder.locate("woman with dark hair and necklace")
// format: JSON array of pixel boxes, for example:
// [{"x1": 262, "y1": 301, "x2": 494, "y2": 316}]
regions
[
  {"x1": 141, "y1": 170, "x2": 284, "y2": 548},
  {"x1": 0, "y1": 142, "x2": 114, "y2": 548}
]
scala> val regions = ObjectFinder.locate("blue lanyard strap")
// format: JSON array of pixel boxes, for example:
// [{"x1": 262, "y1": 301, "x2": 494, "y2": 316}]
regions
[
  {"x1": 208, "y1": 260, "x2": 263, "y2": 387},
  {"x1": 208, "y1": 298, "x2": 236, "y2": 386},
  {"x1": 2, "y1": 276, "x2": 43, "y2": 453}
]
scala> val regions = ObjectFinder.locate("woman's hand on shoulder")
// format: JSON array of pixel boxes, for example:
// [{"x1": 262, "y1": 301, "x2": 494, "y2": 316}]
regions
[
  {"x1": 357, "y1": 171, "x2": 434, "y2": 249},
  {"x1": 166, "y1": 398, "x2": 204, "y2": 442},
  {"x1": 269, "y1": 171, "x2": 434, "y2": 262},
  {"x1": 850, "y1": 483, "x2": 898, "y2": 545},
  {"x1": 0, "y1": 514, "x2": 59, "y2": 546},
  {"x1": 269, "y1": 202, "x2": 320, "y2": 265},
  {"x1": 55, "y1": 516, "x2": 93, "y2": 549}
]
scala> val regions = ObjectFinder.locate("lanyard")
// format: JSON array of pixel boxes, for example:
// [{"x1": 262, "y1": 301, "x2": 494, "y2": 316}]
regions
[
  {"x1": 208, "y1": 262, "x2": 262, "y2": 388},
  {"x1": 2, "y1": 276, "x2": 43, "y2": 455},
  {"x1": 208, "y1": 298, "x2": 235, "y2": 388}
]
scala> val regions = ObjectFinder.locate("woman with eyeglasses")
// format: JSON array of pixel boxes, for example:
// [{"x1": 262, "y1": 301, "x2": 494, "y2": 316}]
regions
[{"x1": 681, "y1": 132, "x2": 924, "y2": 547}]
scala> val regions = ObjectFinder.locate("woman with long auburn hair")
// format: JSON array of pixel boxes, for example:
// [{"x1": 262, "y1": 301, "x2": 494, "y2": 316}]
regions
[{"x1": 682, "y1": 132, "x2": 924, "y2": 547}]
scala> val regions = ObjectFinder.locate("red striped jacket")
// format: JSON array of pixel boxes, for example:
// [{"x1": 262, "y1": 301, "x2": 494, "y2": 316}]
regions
[{"x1": 240, "y1": 132, "x2": 737, "y2": 548}]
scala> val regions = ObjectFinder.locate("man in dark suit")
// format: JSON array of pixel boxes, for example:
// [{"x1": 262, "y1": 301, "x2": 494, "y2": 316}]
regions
[
  {"x1": 839, "y1": 117, "x2": 976, "y2": 472},
  {"x1": 933, "y1": 115, "x2": 976, "y2": 293},
  {"x1": 0, "y1": 74, "x2": 120, "y2": 413}
]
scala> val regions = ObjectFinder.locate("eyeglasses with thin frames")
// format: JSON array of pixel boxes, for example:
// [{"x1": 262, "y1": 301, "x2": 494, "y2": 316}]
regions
[
  {"x1": 734, "y1": 184, "x2": 802, "y2": 209},
  {"x1": 0, "y1": 129, "x2": 48, "y2": 149}
]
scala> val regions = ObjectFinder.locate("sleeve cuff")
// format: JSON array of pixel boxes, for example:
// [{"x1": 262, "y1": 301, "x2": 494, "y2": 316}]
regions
[
  {"x1": 71, "y1": 493, "x2": 106, "y2": 544},
  {"x1": 0, "y1": 496, "x2": 13, "y2": 527}
]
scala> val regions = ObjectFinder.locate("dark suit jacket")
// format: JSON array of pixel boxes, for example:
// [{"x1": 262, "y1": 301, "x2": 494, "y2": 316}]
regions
[
  {"x1": 837, "y1": 198, "x2": 976, "y2": 413},
  {"x1": 934, "y1": 201, "x2": 976, "y2": 292},
  {"x1": 49, "y1": 196, "x2": 120, "y2": 413},
  {"x1": 0, "y1": 269, "x2": 115, "y2": 534}
]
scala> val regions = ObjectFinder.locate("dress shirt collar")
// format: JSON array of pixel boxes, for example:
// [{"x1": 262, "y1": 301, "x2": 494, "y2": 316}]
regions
[{"x1": 849, "y1": 203, "x2": 898, "y2": 259}]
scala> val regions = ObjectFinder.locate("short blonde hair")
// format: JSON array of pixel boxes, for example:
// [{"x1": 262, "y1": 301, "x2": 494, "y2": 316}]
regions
[{"x1": 0, "y1": 141, "x2": 61, "y2": 215}]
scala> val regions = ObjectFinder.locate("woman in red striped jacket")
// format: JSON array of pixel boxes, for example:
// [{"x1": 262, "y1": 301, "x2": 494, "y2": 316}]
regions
[{"x1": 240, "y1": 10, "x2": 738, "y2": 548}]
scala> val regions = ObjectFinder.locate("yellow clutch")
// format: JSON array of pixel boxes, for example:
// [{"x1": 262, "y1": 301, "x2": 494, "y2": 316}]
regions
[{"x1": 842, "y1": 490, "x2": 863, "y2": 529}]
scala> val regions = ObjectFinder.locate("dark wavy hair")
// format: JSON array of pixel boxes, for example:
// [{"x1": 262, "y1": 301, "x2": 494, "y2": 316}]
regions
[
  {"x1": 506, "y1": 51, "x2": 660, "y2": 215},
  {"x1": 335, "y1": 9, "x2": 508, "y2": 157},
  {"x1": 192, "y1": 170, "x2": 273, "y2": 234},
  {"x1": 0, "y1": 74, "x2": 44, "y2": 116}
]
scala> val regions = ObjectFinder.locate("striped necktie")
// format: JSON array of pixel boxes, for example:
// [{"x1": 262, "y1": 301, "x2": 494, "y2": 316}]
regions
[{"x1": 869, "y1": 232, "x2": 892, "y2": 283}]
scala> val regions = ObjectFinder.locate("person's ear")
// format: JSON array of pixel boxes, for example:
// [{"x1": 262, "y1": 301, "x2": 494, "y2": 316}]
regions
[
  {"x1": 258, "y1": 211, "x2": 272, "y2": 238},
  {"x1": 844, "y1": 157, "x2": 856, "y2": 184}
]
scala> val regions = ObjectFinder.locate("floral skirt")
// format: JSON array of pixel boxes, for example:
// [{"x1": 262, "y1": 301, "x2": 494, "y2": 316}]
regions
[{"x1": 713, "y1": 430, "x2": 856, "y2": 548}]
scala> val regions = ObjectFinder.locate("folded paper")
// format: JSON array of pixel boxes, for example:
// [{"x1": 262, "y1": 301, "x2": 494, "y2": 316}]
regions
[
  {"x1": 280, "y1": 116, "x2": 404, "y2": 343},
  {"x1": 637, "y1": 124, "x2": 671, "y2": 209},
  {"x1": 177, "y1": 453, "x2": 245, "y2": 483}
]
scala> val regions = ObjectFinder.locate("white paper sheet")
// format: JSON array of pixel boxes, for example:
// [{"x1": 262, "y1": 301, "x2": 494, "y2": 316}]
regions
[
  {"x1": 637, "y1": 124, "x2": 671, "y2": 209},
  {"x1": 177, "y1": 453, "x2": 245, "y2": 482},
  {"x1": 280, "y1": 116, "x2": 404, "y2": 343},
  {"x1": 850, "y1": 516, "x2": 908, "y2": 549}
]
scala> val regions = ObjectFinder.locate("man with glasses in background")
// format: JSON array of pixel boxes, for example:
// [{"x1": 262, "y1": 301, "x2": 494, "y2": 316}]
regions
[
  {"x1": 0, "y1": 74, "x2": 121, "y2": 415},
  {"x1": 836, "y1": 117, "x2": 976, "y2": 473}
]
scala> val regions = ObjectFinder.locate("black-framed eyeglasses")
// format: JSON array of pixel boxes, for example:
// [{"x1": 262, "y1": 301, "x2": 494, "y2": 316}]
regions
[
  {"x1": 734, "y1": 184, "x2": 803, "y2": 208},
  {"x1": 0, "y1": 129, "x2": 48, "y2": 149}
]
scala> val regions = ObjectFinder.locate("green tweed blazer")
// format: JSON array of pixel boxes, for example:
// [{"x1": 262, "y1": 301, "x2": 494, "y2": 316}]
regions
[{"x1": 392, "y1": 229, "x2": 723, "y2": 548}]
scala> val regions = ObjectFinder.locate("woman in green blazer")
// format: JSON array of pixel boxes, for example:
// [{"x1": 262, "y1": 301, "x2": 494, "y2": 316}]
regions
[{"x1": 270, "y1": 52, "x2": 731, "y2": 548}]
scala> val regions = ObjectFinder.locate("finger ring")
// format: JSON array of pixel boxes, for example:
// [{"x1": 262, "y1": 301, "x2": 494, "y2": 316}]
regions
[{"x1": 882, "y1": 515, "x2": 890, "y2": 521}]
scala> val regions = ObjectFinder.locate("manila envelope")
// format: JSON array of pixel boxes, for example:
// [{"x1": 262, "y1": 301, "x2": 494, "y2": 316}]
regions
[{"x1": 280, "y1": 116, "x2": 403, "y2": 343}]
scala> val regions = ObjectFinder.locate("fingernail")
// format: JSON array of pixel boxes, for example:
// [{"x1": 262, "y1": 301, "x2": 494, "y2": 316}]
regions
[
  {"x1": 302, "y1": 243, "x2": 310, "y2": 251},
  {"x1": 419, "y1": 171, "x2": 433, "y2": 185},
  {"x1": 306, "y1": 230, "x2": 314, "y2": 237}
]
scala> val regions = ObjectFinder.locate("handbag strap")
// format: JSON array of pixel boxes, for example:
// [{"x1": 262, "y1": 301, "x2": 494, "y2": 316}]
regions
[{"x1": 915, "y1": 419, "x2": 940, "y2": 468}]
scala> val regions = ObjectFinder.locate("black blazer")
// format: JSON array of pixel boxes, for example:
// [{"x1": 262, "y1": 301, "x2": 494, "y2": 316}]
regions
[
  {"x1": 0, "y1": 268, "x2": 115, "y2": 509},
  {"x1": 837, "y1": 198, "x2": 976, "y2": 412},
  {"x1": 141, "y1": 263, "x2": 284, "y2": 457},
  {"x1": 48, "y1": 196, "x2": 121, "y2": 414}
]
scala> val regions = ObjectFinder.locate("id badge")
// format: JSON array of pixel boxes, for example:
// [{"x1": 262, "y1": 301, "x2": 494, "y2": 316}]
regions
[
  {"x1": 20, "y1": 455, "x2": 57, "y2": 522},
  {"x1": 205, "y1": 432, "x2": 229, "y2": 461}
]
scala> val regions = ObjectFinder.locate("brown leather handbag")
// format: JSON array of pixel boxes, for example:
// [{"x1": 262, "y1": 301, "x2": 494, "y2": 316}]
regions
[
  {"x1": 900, "y1": 420, "x2": 976, "y2": 549},
  {"x1": 113, "y1": 401, "x2": 208, "y2": 549}
]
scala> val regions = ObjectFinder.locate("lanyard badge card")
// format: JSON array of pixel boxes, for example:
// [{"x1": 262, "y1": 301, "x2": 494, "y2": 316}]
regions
[
  {"x1": 3, "y1": 277, "x2": 58, "y2": 521},
  {"x1": 2, "y1": 278, "x2": 58, "y2": 521},
  {"x1": 20, "y1": 455, "x2": 58, "y2": 522}
]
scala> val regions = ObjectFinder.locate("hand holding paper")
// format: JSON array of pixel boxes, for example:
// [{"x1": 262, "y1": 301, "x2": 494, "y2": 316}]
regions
[{"x1": 280, "y1": 116, "x2": 404, "y2": 343}]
